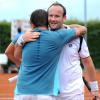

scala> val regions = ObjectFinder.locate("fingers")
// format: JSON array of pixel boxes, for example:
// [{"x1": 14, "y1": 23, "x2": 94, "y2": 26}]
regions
[
  {"x1": 33, "y1": 34, "x2": 40, "y2": 38},
  {"x1": 92, "y1": 91, "x2": 100, "y2": 100},
  {"x1": 32, "y1": 32, "x2": 40, "y2": 35},
  {"x1": 24, "y1": 38, "x2": 37, "y2": 42},
  {"x1": 93, "y1": 96, "x2": 100, "y2": 100},
  {"x1": 26, "y1": 31, "x2": 40, "y2": 36},
  {"x1": 22, "y1": 31, "x2": 40, "y2": 42}
]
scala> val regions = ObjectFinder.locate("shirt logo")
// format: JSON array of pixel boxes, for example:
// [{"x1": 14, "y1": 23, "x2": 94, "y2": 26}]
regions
[{"x1": 69, "y1": 44, "x2": 72, "y2": 47}]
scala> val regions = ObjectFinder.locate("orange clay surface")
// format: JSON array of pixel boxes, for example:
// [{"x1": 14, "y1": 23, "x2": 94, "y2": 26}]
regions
[{"x1": 0, "y1": 70, "x2": 100, "y2": 100}]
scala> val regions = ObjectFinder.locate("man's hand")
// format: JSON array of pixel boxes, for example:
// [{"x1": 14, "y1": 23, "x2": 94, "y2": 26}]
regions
[
  {"x1": 22, "y1": 31, "x2": 40, "y2": 43},
  {"x1": 91, "y1": 91, "x2": 100, "y2": 100}
]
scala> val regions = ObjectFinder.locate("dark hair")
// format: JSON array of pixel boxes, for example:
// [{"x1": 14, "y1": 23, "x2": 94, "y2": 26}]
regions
[
  {"x1": 30, "y1": 9, "x2": 48, "y2": 27},
  {"x1": 17, "y1": 27, "x2": 21, "y2": 33},
  {"x1": 47, "y1": 2, "x2": 66, "y2": 16}
]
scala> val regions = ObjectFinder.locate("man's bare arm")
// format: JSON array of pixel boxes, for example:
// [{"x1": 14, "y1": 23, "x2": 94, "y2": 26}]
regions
[
  {"x1": 68, "y1": 24, "x2": 87, "y2": 36},
  {"x1": 14, "y1": 45, "x2": 22, "y2": 60},
  {"x1": 22, "y1": 31, "x2": 40, "y2": 42},
  {"x1": 14, "y1": 31, "x2": 40, "y2": 60},
  {"x1": 5, "y1": 43, "x2": 21, "y2": 67},
  {"x1": 81, "y1": 56, "x2": 100, "y2": 99}
]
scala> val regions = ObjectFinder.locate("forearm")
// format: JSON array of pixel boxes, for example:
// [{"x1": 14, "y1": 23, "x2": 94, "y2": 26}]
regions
[
  {"x1": 14, "y1": 45, "x2": 22, "y2": 60},
  {"x1": 81, "y1": 56, "x2": 96, "y2": 81},
  {"x1": 5, "y1": 43, "x2": 21, "y2": 67},
  {"x1": 14, "y1": 34, "x2": 25, "y2": 60},
  {"x1": 68, "y1": 24, "x2": 85, "y2": 28},
  {"x1": 68, "y1": 24, "x2": 87, "y2": 36},
  {"x1": 13, "y1": 31, "x2": 40, "y2": 64},
  {"x1": 81, "y1": 56, "x2": 99, "y2": 97},
  {"x1": 14, "y1": 31, "x2": 40, "y2": 59},
  {"x1": 7, "y1": 53, "x2": 21, "y2": 67}
]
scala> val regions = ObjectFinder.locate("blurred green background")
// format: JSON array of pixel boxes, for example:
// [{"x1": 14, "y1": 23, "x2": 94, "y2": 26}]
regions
[{"x1": 0, "y1": 19, "x2": 100, "y2": 72}]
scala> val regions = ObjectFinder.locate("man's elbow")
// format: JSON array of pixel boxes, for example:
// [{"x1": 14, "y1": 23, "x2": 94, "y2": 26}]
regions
[{"x1": 5, "y1": 50, "x2": 9, "y2": 56}]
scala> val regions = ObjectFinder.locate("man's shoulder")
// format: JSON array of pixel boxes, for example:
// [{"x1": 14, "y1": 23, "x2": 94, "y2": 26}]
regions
[{"x1": 57, "y1": 28, "x2": 76, "y2": 33}]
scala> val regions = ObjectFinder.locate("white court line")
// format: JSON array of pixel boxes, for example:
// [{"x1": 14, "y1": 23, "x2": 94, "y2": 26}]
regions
[{"x1": 8, "y1": 75, "x2": 18, "y2": 82}]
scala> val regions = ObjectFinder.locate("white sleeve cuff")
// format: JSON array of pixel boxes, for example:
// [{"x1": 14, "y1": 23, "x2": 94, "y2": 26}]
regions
[{"x1": 16, "y1": 35, "x2": 25, "y2": 46}]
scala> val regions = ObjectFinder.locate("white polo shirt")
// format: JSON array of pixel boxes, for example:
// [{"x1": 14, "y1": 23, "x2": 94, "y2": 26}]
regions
[{"x1": 58, "y1": 38, "x2": 90, "y2": 95}]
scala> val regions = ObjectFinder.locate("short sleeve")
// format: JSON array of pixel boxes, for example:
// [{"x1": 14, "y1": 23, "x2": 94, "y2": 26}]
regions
[
  {"x1": 79, "y1": 38, "x2": 90, "y2": 58},
  {"x1": 57, "y1": 28, "x2": 76, "y2": 44}
]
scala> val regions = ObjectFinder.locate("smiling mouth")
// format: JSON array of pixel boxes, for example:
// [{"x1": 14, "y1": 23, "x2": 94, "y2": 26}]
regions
[{"x1": 50, "y1": 23, "x2": 57, "y2": 25}]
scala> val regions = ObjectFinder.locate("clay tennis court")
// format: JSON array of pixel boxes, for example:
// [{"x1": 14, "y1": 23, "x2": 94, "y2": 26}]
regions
[{"x1": 0, "y1": 70, "x2": 100, "y2": 100}]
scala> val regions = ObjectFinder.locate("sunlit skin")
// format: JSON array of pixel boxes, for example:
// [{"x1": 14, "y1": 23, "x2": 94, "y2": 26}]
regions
[{"x1": 48, "y1": 5, "x2": 66, "y2": 30}]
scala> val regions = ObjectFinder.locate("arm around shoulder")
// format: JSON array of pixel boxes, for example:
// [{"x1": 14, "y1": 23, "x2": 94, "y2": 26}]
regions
[{"x1": 69, "y1": 24, "x2": 87, "y2": 36}]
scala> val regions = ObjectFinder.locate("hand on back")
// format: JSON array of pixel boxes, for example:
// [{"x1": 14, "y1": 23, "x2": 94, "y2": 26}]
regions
[{"x1": 22, "y1": 31, "x2": 40, "y2": 43}]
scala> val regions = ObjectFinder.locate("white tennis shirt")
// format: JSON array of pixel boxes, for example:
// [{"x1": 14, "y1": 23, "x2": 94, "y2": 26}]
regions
[{"x1": 58, "y1": 38, "x2": 90, "y2": 95}]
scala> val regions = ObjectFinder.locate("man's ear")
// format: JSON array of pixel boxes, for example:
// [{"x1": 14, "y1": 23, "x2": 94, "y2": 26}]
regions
[
  {"x1": 63, "y1": 16, "x2": 67, "y2": 22},
  {"x1": 31, "y1": 24, "x2": 35, "y2": 28}
]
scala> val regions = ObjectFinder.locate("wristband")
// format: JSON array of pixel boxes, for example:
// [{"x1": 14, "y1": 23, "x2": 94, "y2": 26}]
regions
[
  {"x1": 16, "y1": 35, "x2": 25, "y2": 46},
  {"x1": 89, "y1": 81, "x2": 99, "y2": 91}
]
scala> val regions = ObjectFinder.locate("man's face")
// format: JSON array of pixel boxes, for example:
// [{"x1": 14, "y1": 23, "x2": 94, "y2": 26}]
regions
[{"x1": 48, "y1": 5, "x2": 66, "y2": 30}]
